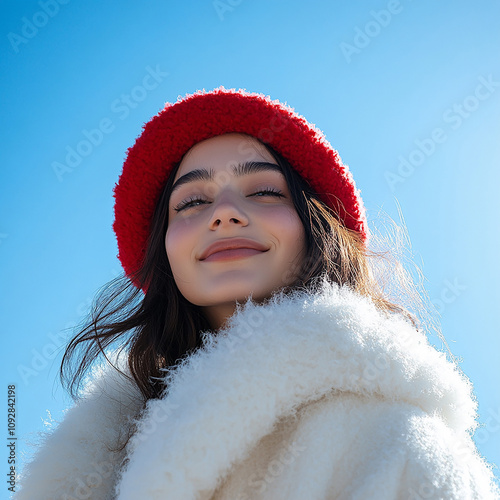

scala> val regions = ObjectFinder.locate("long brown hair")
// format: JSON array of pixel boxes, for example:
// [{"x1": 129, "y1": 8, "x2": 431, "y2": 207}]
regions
[{"x1": 60, "y1": 138, "x2": 421, "y2": 403}]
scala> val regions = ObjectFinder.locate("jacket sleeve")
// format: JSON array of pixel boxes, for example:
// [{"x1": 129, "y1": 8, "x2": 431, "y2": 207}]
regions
[
  {"x1": 340, "y1": 405, "x2": 500, "y2": 500},
  {"x1": 14, "y1": 364, "x2": 144, "y2": 500},
  {"x1": 399, "y1": 412, "x2": 499, "y2": 500}
]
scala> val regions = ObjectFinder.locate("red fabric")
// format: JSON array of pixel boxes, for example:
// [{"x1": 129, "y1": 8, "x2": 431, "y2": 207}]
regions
[{"x1": 113, "y1": 87, "x2": 368, "y2": 284}]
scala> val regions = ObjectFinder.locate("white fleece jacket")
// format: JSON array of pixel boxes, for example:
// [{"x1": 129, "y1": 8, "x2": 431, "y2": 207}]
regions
[{"x1": 14, "y1": 283, "x2": 499, "y2": 499}]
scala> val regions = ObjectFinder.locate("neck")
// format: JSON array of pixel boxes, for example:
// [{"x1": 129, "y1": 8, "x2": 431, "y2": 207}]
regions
[{"x1": 202, "y1": 302, "x2": 238, "y2": 331}]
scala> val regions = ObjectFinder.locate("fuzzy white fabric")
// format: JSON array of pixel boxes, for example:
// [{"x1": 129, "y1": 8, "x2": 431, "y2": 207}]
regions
[{"x1": 14, "y1": 283, "x2": 499, "y2": 499}]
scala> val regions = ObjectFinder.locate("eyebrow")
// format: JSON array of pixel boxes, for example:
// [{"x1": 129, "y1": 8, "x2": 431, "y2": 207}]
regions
[{"x1": 170, "y1": 161, "x2": 283, "y2": 195}]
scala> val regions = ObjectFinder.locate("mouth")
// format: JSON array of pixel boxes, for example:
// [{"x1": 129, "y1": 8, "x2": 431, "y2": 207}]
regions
[
  {"x1": 203, "y1": 248, "x2": 267, "y2": 262},
  {"x1": 199, "y1": 238, "x2": 269, "y2": 262}
]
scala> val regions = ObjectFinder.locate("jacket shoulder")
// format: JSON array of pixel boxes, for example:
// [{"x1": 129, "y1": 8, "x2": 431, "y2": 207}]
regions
[
  {"x1": 15, "y1": 358, "x2": 144, "y2": 500},
  {"x1": 398, "y1": 409, "x2": 499, "y2": 500},
  {"x1": 316, "y1": 395, "x2": 500, "y2": 500}
]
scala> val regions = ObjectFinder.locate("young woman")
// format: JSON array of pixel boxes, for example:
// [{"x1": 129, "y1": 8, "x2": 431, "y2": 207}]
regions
[{"x1": 15, "y1": 88, "x2": 498, "y2": 499}]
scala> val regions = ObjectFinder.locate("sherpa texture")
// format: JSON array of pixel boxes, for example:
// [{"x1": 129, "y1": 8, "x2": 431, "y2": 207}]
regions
[
  {"x1": 113, "y1": 87, "x2": 367, "y2": 285},
  {"x1": 14, "y1": 353, "x2": 143, "y2": 500},
  {"x1": 14, "y1": 284, "x2": 499, "y2": 499}
]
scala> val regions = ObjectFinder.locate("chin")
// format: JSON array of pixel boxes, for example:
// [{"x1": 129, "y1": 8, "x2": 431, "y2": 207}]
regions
[{"x1": 199, "y1": 286, "x2": 273, "y2": 307}]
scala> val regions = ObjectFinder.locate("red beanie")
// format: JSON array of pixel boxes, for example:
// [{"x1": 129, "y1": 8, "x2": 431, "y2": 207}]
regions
[{"x1": 113, "y1": 87, "x2": 368, "y2": 284}]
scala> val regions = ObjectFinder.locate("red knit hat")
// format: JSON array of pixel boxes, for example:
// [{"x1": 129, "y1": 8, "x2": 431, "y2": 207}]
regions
[{"x1": 113, "y1": 87, "x2": 367, "y2": 284}]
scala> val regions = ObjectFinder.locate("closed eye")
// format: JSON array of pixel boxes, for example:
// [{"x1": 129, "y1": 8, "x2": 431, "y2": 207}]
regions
[
  {"x1": 249, "y1": 188, "x2": 284, "y2": 198},
  {"x1": 174, "y1": 188, "x2": 285, "y2": 213},
  {"x1": 173, "y1": 196, "x2": 209, "y2": 212}
]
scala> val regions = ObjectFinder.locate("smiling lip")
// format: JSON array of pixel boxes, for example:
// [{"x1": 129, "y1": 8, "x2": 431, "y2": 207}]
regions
[{"x1": 199, "y1": 238, "x2": 269, "y2": 262}]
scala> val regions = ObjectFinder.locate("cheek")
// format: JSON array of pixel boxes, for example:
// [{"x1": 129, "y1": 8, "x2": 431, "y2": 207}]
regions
[
  {"x1": 275, "y1": 209, "x2": 307, "y2": 284},
  {"x1": 273, "y1": 207, "x2": 306, "y2": 246},
  {"x1": 165, "y1": 220, "x2": 194, "y2": 268}
]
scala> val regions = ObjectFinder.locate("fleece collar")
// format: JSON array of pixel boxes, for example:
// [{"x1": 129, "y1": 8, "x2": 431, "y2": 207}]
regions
[{"x1": 115, "y1": 282, "x2": 476, "y2": 500}]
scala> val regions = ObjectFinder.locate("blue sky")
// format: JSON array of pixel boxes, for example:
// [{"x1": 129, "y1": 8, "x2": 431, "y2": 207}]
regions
[{"x1": 1, "y1": 0, "x2": 499, "y2": 488}]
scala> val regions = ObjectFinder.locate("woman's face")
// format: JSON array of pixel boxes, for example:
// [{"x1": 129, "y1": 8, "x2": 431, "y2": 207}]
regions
[{"x1": 165, "y1": 133, "x2": 306, "y2": 329}]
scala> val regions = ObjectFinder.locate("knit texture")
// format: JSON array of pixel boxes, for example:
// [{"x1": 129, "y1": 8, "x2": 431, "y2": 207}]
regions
[{"x1": 113, "y1": 87, "x2": 367, "y2": 284}]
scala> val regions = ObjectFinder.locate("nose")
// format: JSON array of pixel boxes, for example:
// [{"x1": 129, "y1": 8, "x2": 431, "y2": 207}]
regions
[{"x1": 208, "y1": 194, "x2": 249, "y2": 230}]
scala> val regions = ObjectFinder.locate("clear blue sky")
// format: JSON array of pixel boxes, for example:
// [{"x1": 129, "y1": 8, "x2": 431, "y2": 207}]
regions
[{"x1": 1, "y1": 0, "x2": 499, "y2": 488}]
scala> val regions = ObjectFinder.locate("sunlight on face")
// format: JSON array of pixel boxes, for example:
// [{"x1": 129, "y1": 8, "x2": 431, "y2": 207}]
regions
[{"x1": 165, "y1": 133, "x2": 306, "y2": 329}]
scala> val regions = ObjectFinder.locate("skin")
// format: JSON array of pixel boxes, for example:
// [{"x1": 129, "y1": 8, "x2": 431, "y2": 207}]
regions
[{"x1": 165, "y1": 133, "x2": 306, "y2": 330}]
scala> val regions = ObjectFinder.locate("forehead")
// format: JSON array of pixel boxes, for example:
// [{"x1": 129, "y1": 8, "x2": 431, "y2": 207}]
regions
[{"x1": 174, "y1": 133, "x2": 276, "y2": 181}]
